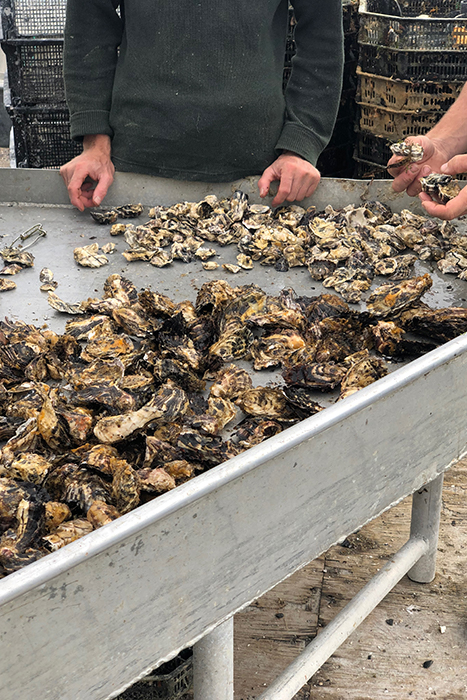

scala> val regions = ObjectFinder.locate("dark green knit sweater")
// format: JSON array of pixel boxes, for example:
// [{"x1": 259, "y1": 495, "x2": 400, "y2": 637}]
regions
[{"x1": 64, "y1": 0, "x2": 343, "y2": 181}]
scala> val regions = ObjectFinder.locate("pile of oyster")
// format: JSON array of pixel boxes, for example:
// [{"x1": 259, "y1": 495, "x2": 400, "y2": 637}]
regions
[
  {"x1": 2, "y1": 270, "x2": 467, "y2": 577},
  {"x1": 88, "y1": 191, "x2": 467, "y2": 304}
]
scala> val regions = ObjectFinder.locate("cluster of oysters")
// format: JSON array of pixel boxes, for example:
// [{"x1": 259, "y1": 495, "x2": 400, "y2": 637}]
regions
[
  {"x1": 2, "y1": 267, "x2": 467, "y2": 577},
  {"x1": 88, "y1": 188, "x2": 467, "y2": 304}
]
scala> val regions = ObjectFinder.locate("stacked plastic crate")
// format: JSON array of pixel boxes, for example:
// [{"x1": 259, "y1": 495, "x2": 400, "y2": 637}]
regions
[
  {"x1": 316, "y1": 0, "x2": 360, "y2": 177},
  {"x1": 354, "y1": 0, "x2": 467, "y2": 178},
  {"x1": 0, "y1": 0, "x2": 80, "y2": 168},
  {"x1": 284, "y1": 0, "x2": 360, "y2": 177}
]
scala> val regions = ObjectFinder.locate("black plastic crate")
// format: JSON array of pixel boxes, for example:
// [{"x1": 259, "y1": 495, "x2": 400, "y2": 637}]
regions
[
  {"x1": 327, "y1": 115, "x2": 355, "y2": 147},
  {"x1": 117, "y1": 651, "x2": 193, "y2": 700},
  {"x1": 318, "y1": 142, "x2": 355, "y2": 177},
  {"x1": 9, "y1": 106, "x2": 81, "y2": 168},
  {"x1": 2, "y1": 38, "x2": 65, "y2": 107},
  {"x1": 354, "y1": 130, "x2": 393, "y2": 167},
  {"x1": 343, "y1": 0, "x2": 360, "y2": 34},
  {"x1": 358, "y1": 44, "x2": 467, "y2": 81},
  {"x1": 365, "y1": 0, "x2": 460, "y2": 17},
  {"x1": 0, "y1": 0, "x2": 66, "y2": 39},
  {"x1": 359, "y1": 11, "x2": 467, "y2": 51},
  {"x1": 353, "y1": 156, "x2": 389, "y2": 179}
]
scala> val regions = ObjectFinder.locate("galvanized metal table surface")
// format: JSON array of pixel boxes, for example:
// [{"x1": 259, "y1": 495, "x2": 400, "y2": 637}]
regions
[{"x1": 0, "y1": 170, "x2": 466, "y2": 700}]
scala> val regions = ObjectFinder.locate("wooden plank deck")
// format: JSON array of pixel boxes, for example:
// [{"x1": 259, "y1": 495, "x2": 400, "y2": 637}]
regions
[{"x1": 234, "y1": 459, "x2": 467, "y2": 700}]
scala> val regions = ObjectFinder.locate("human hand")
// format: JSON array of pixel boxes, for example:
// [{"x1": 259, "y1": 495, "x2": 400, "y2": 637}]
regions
[
  {"x1": 388, "y1": 135, "x2": 451, "y2": 197},
  {"x1": 60, "y1": 134, "x2": 115, "y2": 211},
  {"x1": 258, "y1": 151, "x2": 320, "y2": 208},
  {"x1": 419, "y1": 154, "x2": 467, "y2": 220}
]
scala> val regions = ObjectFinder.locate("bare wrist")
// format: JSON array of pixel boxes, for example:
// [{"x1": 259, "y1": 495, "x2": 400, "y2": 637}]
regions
[{"x1": 82, "y1": 134, "x2": 111, "y2": 156}]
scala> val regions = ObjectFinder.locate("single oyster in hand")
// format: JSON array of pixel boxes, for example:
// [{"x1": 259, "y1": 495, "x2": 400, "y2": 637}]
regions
[{"x1": 420, "y1": 173, "x2": 461, "y2": 205}]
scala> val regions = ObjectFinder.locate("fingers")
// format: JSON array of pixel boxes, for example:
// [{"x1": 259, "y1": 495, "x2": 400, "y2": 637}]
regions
[
  {"x1": 91, "y1": 171, "x2": 114, "y2": 207},
  {"x1": 391, "y1": 163, "x2": 432, "y2": 196},
  {"x1": 440, "y1": 154, "x2": 467, "y2": 176},
  {"x1": 60, "y1": 152, "x2": 114, "y2": 210},
  {"x1": 272, "y1": 170, "x2": 295, "y2": 207},
  {"x1": 258, "y1": 168, "x2": 276, "y2": 199},
  {"x1": 419, "y1": 189, "x2": 467, "y2": 221}
]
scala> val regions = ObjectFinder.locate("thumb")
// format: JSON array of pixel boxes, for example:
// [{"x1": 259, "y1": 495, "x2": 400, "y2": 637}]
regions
[{"x1": 441, "y1": 155, "x2": 467, "y2": 176}]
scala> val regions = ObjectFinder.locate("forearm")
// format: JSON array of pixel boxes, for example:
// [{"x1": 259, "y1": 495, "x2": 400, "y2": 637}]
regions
[
  {"x1": 64, "y1": 0, "x2": 122, "y2": 140},
  {"x1": 426, "y1": 83, "x2": 467, "y2": 159}
]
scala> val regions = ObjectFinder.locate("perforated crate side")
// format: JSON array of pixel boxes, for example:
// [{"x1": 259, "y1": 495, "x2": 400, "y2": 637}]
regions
[
  {"x1": 343, "y1": 0, "x2": 360, "y2": 34},
  {"x1": 354, "y1": 130, "x2": 393, "y2": 166},
  {"x1": 317, "y1": 142, "x2": 355, "y2": 177},
  {"x1": 353, "y1": 156, "x2": 389, "y2": 179},
  {"x1": 364, "y1": 0, "x2": 460, "y2": 17},
  {"x1": 2, "y1": 39, "x2": 65, "y2": 107},
  {"x1": 359, "y1": 12, "x2": 467, "y2": 51},
  {"x1": 358, "y1": 102, "x2": 441, "y2": 137},
  {"x1": 10, "y1": 107, "x2": 81, "y2": 169},
  {"x1": 356, "y1": 70, "x2": 463, "y2": 112},
  {"x1": 117, "y1": 653, "x2": 193, "y2": 700},
  {"x1": 0, "y1": 0, "x2": 66, "y2": 39},
  {"x1": 358, "y1": 44, "x2": 467, "y2": 81}
]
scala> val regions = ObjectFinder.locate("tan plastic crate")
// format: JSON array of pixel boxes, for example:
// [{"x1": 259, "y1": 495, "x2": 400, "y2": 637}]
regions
[
  {"x1": 357, "y1": 102, "x2": 441, "y2": 138},
  {"x1": 356, "y1": 70, "x2": 463, "y2": 113}
]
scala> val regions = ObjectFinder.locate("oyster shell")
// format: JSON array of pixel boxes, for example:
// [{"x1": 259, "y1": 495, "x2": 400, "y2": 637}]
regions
[
  {"x1": 389, "y1": 141, "x2": 424, "y2": 166},
  {"x1": 236, "y1": 387, "x2": 292, "y2": 419},
  {"x1": 43, "y1": 518, "x2": 93, "y2": 551},
  {"x1": 209, "y1": 365, "x2": 253, "y2": 400},
  {"x1": 339, "y1": 350, "x2": 388, "y2": 400},
  {"x1": 87, "y1": 500, "x2": 121, "y2": 528},
  {"x1": 115, "y1": 203, "x2": 143, "y2": 219},
  {"x1": 209, "y1": 326, "x2": 254, "y2": 362},
  {"x1": 222, "y1": 263, "x2": 241, "y2": 274},
  {"x1": 420, "y1": 174, "x2": 461, "y2": 205},
  {"x1": 137, "y1": 467, "x2": 176, "y2": 493},
  {"x1": 47, "y1": 292, "x2": 84, "y2": 315},
  {"x1": 74, "y1": 243, "x2": 109, "y2": 268},
  {"x1": 282, "y1": 362, "x2": 345, "y2": 391},
  {"x1": 0, "y1": 264, "x2": 23, "y2": 275},
  {"x1": 0, "y1": 279, "x2": 16, "y2": 292},
  {"x1": 93, "y1": 382, "x2": 188, "y2": 443},
  {"x1": 231, "y1": 417, "x2": 283, "y2": 450},
  {"x1": 366, "y1": 274, "x2": 432, "y2": 318},
  {"x1": 90, "y1": 210, "x2": 118, "y2": 225}
]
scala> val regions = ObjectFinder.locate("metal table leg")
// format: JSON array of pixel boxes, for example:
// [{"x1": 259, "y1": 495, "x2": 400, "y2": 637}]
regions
[
  {"x1": 193, "y1": 617, "x2": 234, "y2": 700},
  {"x1": 408, "y1": 472, "x2": 444, "y2": 584}
]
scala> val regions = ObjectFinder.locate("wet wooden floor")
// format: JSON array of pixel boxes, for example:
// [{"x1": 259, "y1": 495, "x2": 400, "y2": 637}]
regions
[{"x1": 234, "y1": 458, "x2": 467, "y2": 700}]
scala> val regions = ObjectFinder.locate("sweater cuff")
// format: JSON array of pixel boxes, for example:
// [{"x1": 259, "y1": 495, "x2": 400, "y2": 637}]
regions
[
  {"x1": 69, "y1": 110, "x2": 113, "y2": 141},
  {"x1": 275, "y1": 122, "x2": 324, "y2": 167}
]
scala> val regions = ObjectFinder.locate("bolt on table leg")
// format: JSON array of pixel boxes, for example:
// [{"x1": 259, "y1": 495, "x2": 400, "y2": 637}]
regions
[
  {"x1": 193, "y1": 617, "x2": 234, "y2": 700},
  {"x1": 408, "y1": 472, "x2": 444, "y2": 584}
]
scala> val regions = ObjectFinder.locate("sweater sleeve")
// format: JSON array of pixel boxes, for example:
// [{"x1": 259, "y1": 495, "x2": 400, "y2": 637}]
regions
[
  {"x1": 63, "y1": 0, "x2": 123, "y2": 140},
  {"x1": 275, "y1": 0, "x2": 344, "y2": 166}
]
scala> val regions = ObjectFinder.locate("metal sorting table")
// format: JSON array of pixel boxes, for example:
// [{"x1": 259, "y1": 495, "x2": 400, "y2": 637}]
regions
[{"x1": 0, "y1": 170, "x2": 466, "y2": 700}]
